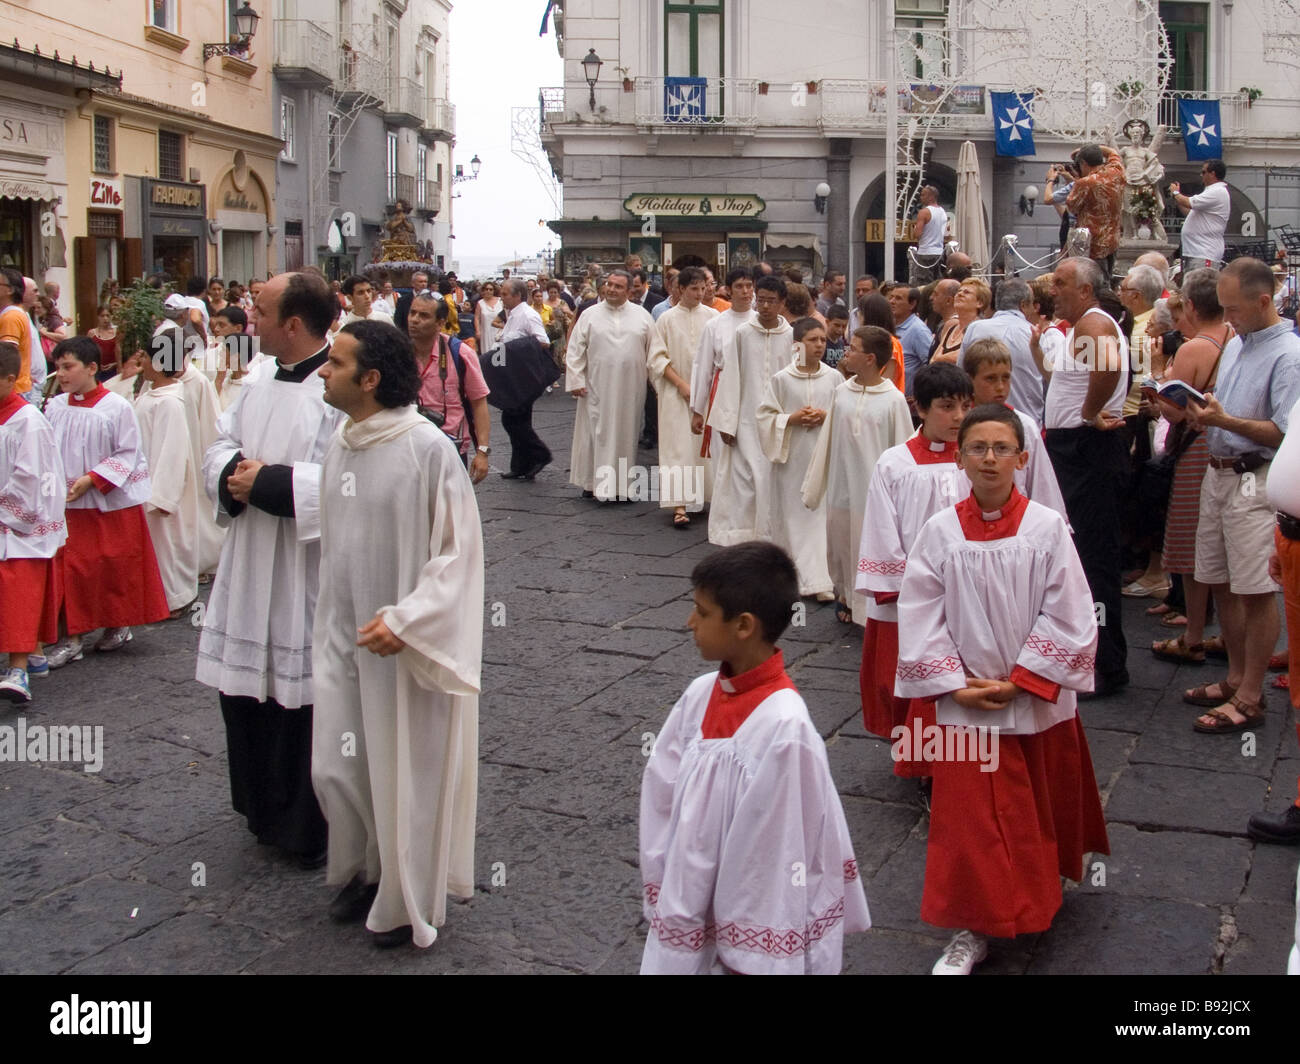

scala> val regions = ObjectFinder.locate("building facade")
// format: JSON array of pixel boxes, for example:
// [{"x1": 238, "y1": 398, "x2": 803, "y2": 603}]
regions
[
  {"x1": 272, "y1": 0, "x2": 456, "y2": 281},
  {"x1": 539, "y1": 1, "x2": 1300, "y2": 286}
]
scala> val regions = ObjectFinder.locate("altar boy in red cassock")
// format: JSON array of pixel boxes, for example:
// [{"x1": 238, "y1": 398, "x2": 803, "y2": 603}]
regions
[
  {"x1": 639, "y1": 541, "x2": 870, "y2": 974},
  {"x1": 42, "y1": 337, "x2": 169, "y2": 668},
  {"x1": 895, "y1": 404, "x2": 1108, "y2": 975},
  {"x1": 0, "y1": 341, "x2": 66, "y2": 704}
]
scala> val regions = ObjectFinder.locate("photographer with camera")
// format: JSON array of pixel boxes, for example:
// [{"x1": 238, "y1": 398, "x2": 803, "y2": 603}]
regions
[
  {"x1": 1184, "y1": 258, "x2": 1300, "y2": 734},
  {"x1": 1045, "y1": 162, "x2": 1078, "y2": 252}
]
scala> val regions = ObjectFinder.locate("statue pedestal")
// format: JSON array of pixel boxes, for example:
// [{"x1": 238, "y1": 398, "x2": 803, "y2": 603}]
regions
[{"x1": 1115, "y1": 238, "x2": 1178, "y2": 281}]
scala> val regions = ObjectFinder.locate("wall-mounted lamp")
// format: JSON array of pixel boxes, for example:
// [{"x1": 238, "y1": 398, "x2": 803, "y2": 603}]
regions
[
  {"x1": 452, "y1": 154, "x2": 482, "y2": 184},
  {"x1": 1019, "y1": 184, "x2": 1039, "y2": 216},
  {"x1": 582, "y1": 48, "x2": 603, "y2": 111},
  {"x1": 203, "y1": 3, "x2": 260, "y2": 61},
  {"x1": 814, "y1": 181, "x2": 831, "y2": 215}
]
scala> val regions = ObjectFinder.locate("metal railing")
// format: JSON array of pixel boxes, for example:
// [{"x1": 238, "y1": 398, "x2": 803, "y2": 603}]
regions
[
  {"x1": 424, "y1": 97, "x2": 456, "y2": 136},
  {"x1": 336, "y1": 22, "x2": 386, "y2": 101},
  {"x1": 386, "y1": 76, "x2": 422, "y2": 119},
  {"x1": 418, "y1": 179, "x2": 441, "y2": 210},
  {"x1": 1158, "y1": 91, "x2": 1249, "y2": 139},
  {"x1": 634, "y1": 76, "x2": 758, "y2": 128},
  {"x1": 395, "y1": 174, "x2": 415, "y2": 206},
  {"x1": 272, "y1": 19, "x2": 334, "y2": 82}
]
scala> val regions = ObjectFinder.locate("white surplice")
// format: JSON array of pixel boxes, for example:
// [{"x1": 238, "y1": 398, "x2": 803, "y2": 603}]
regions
[
  {"x1": 689, "y1": 307, "x2": 758, "y2": 417},
  {"x1": 134, "y1": 385, "x2": 199, "y2": 611},
  {"x1": 640, "y1": 673, "x2": 871, "y2": 975},
  {"x1": 565, "y1": 299, "x2": 655, "y2": 498},
  {"x1": 706, "y1": 319, "x2": 793, "y2": 545},
  {"x1": 756, "y1": 360, "x2": 841, "y2": 595},
  {"x1": 649, "y1": 303, "x2": 717, "y2": 510},
  {"x1": 46, "y1": 389, "x2": 152, "y2": 513},
  {"x1": 196, "y1": 351, "x2": 344, "y2": 708},
  {"x1": 0, "y1": 400, "x2": 66, "y2": 560},
  {"x1": 895, "y1": 494, "x2": 1098, "y2": 733},
  {"x1": 855, "y1": 437, "x2": 969, "y2": 626},
  {"x1": 801, "y1": 379, "x2": 913, "y2": 624},
  {"x1": 312, "y1": 406, "x2": 483, "y2": 948}
]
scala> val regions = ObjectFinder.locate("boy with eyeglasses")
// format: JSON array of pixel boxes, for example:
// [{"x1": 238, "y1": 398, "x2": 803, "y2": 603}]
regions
[{"x1": 895, "y1": 403, "x2": 1107, "y2": 974}]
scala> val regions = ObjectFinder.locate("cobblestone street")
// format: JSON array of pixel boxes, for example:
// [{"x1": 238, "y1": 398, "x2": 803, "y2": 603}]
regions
[{"x1": 2, "y1": 392, "x2": 1297, "y2": 975}]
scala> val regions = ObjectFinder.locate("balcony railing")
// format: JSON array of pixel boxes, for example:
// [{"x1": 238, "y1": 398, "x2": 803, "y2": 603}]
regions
[
  {"x1": 272, "y1": 19, "x2": 333, "y2": 84},
  {"x1": 395, "y1": 174, "x2": 415, "y2": 206},
  {"x1": 386, "y1": 76, "x2": 423, "y2": 123},
  {"x1": 417, "y1": 179, "x2": 442, "y2": 211},
  {"x1": 1158, "y1": 90, "x2": 1249, "y2": 140},
  {"x1": 424, "y1": 97, "x2": 456, "y2": 138},
  {"x1": 336, "y1": 22, "x2": 386, "y2": 102},
  {"x1": 634, "y1": 77, "x2": 758, "y2": 129}
]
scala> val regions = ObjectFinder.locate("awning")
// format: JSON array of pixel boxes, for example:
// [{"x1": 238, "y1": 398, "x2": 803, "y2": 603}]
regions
[
  {"x1": 0, "y1": 178, "x2": 56, "y2": 202},
  {"x1": 764, "y1": 232, "x2": 821, "y2": 256}
]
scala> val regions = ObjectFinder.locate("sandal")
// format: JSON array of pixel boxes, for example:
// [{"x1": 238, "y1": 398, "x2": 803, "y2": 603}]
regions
[
  {"x1": 1203, "y1": 635, "x2": 1228, "y2": 659},
  {"x1": 1146, "y1": 602, "x2": 1173, "y2": 617},
  {"x1": 1193, "y1": 695, "x2": 1266, "y2": 734},
  {"x1": 1159, "y1": 612, "x2": 1188, "y2": 627},
  {"x1": 834, "y1": 601, "x2": 853, "y2": 624},
  {"x1": 1151, "y1": 636, "x2": 1206, "y2": 664},
  {"x1": 1183, "y1": 680, "x2": 1237, "y2": 707},
  {"x1": 672, "y1": 512, "x2": 690, "y2": 530}
]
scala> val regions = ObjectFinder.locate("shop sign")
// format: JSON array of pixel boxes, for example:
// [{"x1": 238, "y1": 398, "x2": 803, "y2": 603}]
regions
[
  {"x1": 0, "y1": 177, "x2": 55, "y2": 201},
  {"x1": 623, "y1": 193, "x2": 764, "y2": 218},
  {"x1": 150, "y1": 181, "x2": 203, "y2": 210},
  {"x1": 90, "y1": 177, "x2": 123, "y2": 209}
]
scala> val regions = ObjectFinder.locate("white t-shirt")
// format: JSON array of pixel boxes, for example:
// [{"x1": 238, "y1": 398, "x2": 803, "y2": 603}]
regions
[
  {"x1": 1270, "y1": 395, "x2": 1300, "y2": 518},
  {"x1": 917, "y1": 204, "x2": 947, "y2": 255},
  {"x1": 1181, "y1": 181, "x2": 1230, "y2": 263}
]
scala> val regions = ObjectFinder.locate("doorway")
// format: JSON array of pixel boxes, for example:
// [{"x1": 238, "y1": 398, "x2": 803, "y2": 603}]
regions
[{"x1": 666, "y1": 233, "x2": 725, "y2": 278}]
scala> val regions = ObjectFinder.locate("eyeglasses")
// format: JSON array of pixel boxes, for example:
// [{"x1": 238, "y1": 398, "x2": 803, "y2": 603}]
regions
[{"x1": 961, "y1": 443, "x2": 1021, "y2": 458}]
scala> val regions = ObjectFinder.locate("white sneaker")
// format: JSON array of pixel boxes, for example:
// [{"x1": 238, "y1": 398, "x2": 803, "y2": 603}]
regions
[
  {"x1": 932, "y1": 930, "x2": 988, "y2": 975},
  {"x1": 26, "y1": 654, "x2": 49, "y2": 678},
  {"x1": 46, "y1": 640, "x2": 84, "y2": 669},
  {"x1": 0, "y1": 667, "x2": 31, "y2": 703},
  {"x1": 95, "y1": 627, "x2": 133, "y2": 652}
]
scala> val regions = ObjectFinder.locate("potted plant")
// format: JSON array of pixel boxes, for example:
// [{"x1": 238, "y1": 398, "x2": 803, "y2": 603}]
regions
[
  {"x1": 617, "y1": 66, "x2": 633, "y2": 92},
  {"x1": 1115, "y1": 80, "x2": 1144, "y2": 99},
  {"x1": 758, "y1": 81, "x2": 769, "y2": 95},
  {"x1": 806, "y1": 80, "x2": 819, "y2": 95},
  {"x1": 112, "y1": 279, "x2": 167, "y2": 364},
  {"x1": 1240, "y1": 86, "x2": 1263, "y2": 106}
]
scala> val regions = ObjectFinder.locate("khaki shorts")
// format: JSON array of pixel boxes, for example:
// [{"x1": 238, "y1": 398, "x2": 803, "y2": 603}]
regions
[{"x1": 1194, "y1": 462, "x2": 1277, "y2": 595}]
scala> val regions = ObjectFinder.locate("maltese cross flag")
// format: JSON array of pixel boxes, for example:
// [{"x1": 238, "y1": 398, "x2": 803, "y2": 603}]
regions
[
  {"x1": 1178, "y1": 98, "x2": 1223, "y2": 161},
  {"x1": 991, "y1": 92, "x2": 1036, "y2": 157}
]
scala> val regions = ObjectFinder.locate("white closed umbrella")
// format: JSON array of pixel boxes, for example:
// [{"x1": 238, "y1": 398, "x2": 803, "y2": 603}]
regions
[{"x1": 955, "y1": 140, "x2": 990, "y2": 269}]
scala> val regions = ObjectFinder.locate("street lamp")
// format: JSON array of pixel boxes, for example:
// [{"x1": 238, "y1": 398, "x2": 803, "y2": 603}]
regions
[
  {"x1": 452, "y1": 154, "x2": 482, "y2": 185},
  {"x1": 582, "y1": 48, "x2": 603, "y2": 111},
  {"x1": 203, "y1": 2, "x2": 260, "y2": 61},
  {"x1": 814, "y1": 181, "x2": 830, "y2": 215}
]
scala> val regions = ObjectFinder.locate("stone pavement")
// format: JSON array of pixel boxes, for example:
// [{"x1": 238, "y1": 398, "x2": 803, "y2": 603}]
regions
[{"x1": 2, "y1": 389, "x2": 1297, "y2": 975}]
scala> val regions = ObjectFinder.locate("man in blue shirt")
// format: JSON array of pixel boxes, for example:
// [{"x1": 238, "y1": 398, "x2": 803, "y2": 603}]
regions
[{"x1": 882, "y1": 282, "x2": 934, "y2": 401}]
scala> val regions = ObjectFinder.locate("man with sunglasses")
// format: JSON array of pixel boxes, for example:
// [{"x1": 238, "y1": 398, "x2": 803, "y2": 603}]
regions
[{"x1": 1171, "y1": 159, "x2": 1230, "y2": 276}]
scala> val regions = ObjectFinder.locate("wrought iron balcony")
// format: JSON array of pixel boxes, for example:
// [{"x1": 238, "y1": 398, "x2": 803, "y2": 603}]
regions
[
  {"x1": 272, "y1": 20, "x2": 333, "y2": 86},
  {"x1": 385, "y1": 76, "x2": 424, "y2": 127},
  {"x1": 424, "y1": 97, "x2": 456, "y2": 140}
]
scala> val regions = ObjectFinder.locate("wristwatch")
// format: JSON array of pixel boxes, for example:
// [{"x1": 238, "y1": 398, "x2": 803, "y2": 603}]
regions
[{"x1": 476, "y1": 444, "x2": 491, "y2": 455}]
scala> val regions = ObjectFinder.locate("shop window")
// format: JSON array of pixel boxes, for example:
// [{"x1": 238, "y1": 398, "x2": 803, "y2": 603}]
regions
[
  {"x1": 93, "y1": 115, "x2": 114, "y2": 174},
  {"x1": 1160, "y1": 2, "x2": 1209, "y2": 93},
  {"x1": 664, "y1": 1, "x2": 723, "y2": 79},
  {"x1": 897, "y1": 0, "x2": 948, "y2": 81},
  {"x1": 151, "y1": 0, "x2": 178, "y2": 33},
  {"x1": 280, "y1": 99, "x2": 296, "y2": 163},
  {"x1": 159, "y1": 130, "x2": 184, "y2": 181}
]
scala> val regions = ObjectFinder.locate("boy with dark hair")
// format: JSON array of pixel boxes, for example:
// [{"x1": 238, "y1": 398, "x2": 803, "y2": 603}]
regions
[
  {"x1": 823, "y1": 304, "x2": 849, "y2": 367},
  {"x1": 44, "y1": 337, "x2": 169, "y2": 667},
  {"x1": 804, "y1": 326, "x2": 913, "y2": 625},
  {"x1": 639, "y1": 541, "x2": 870, "y2": 974},
  {"x1": 0, "y1": 341, "x2": 66, "y2": 702},
  {"x1": 856, "y1": 362, "x2": 974, "y2": 772},
  {"x1": 896, "y1": 403, "x2": 1107, "y2": 974},
  {"x1": 963, "y1": 337, "x2": 1068, "y2": 518}
]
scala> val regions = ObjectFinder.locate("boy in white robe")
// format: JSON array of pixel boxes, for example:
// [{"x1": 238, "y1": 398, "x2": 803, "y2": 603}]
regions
[
  {"x1": 962, "y1": 337, "x2": 1068, "y2": 519},
  {"x1": 707, "y1": 275, "x2": 793, "y2": 545},
  {"x1": 895, "y1": 404, "x2": 1108, "y2": 974},
  {"x1": 134, "y1": 325, "x2": 199, "y2": 614},
  {"x1": 0, "y1": 341, "x2": 66, "y2": 704},
  {"x1": 648, "y1": 266, "x2": 717, "y2": 526},
  {"x1": 756, "y1": 318, "x2": 839, "y2": 598},
  {"x1": 801, "y1": 326, "x2": 913, "y2": 626},
  {"x1": 689, "y1": 267, "x2": 757, "y2": 445},
  {"x1": 855, "y1": 362, "x2": 974, "y2": 774},
  {"x1": 312, "y1": 321, "x2": 482, "y2": 949},
  {"x1": 640, "y1": 541, "x2": 870, "y2": 974}
]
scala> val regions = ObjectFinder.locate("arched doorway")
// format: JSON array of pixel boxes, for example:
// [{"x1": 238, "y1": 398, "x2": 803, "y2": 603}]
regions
[
  {"x1": 1159, "y1": 170, "x2": 1266, "y2": 253},
  {"x1": 853, "y1": 163, "x2": 977, "y2": 281}
]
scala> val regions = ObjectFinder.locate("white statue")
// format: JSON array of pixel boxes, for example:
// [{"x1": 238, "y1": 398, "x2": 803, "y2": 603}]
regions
[{"x1": 1111, "y1": 118, "x2": 1167, "y2": 242}]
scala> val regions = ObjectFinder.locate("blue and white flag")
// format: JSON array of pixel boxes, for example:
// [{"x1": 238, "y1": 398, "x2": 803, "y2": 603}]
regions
[
  {"x1": 991, "y1": 91, "x2": 1036, "y2": 156},
  {"x1": 664, "y1": 77, "x2": 707, "y2": 123},
  {"x1": 1178, "y1": 98, "x2": 1222, "y2": 161}
]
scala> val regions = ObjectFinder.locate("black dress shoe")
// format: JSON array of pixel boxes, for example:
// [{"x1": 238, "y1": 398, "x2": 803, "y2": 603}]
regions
[
  {"x1": 1078, "y1": 674, "x2": 1129, "y2": 702},
  {"x1": 1246, "y1": 804, "x2": 1300, "y2": 844},
  {"x1": 520, "y1": 458, "x2": 550, "y2": 481},
  {"x1": 329, "y1": 873, "x2": 379, "y2": 923},
  {"x1": 370, "y1": 924, "x2": 413, "y2": 949},
  {"x1": 296, "y1": 848, "x2": 328, "y2": 871},
  {"x1": 581, "y1": 490, "x2": 595, "y2": 498}
]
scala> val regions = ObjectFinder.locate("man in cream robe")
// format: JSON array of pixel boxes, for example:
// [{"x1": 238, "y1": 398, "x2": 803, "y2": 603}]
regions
[
  {"x1": 648, "y1": 267, "x2": 717, "y2": 518},
  {"x1": 312, "y1": 320, "x2": 483, "y2": 948},
  {"x1": 198, "y1": 272, "x2": 344, "y2": 865},
  {"x1": 566, "y1": 270, "x2": 655, "y2": 500}
]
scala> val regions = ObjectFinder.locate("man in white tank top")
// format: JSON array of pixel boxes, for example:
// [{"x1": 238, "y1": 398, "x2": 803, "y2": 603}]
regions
[
  {"x1": 910, "y1": 186, "x2": 948, "y2": 286},
  {"x1": 1043, "y1": 257, "x2": 1130, "y2": 698}
]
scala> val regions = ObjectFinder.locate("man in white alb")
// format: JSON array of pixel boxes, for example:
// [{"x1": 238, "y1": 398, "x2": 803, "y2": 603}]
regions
[
  {"x1": 1170, "y1": 159, "x2": 1231, "y2": 275},
  {"x1": 910, "y1": 185, "x2": 948, "y2": 286}
]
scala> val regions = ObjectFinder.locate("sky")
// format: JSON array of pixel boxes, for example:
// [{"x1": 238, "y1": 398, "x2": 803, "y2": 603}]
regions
[{"x1": 448, "y1": 1, "x2": 564, "y2": 275}]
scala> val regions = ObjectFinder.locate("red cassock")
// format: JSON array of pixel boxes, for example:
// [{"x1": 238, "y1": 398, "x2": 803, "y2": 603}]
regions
[
  {"x1": 45, "y1": 384, "x2": 169, "y2": 632},
  {"x1": 896, "y1": 489, "x2": 1110, "y2": 938}
]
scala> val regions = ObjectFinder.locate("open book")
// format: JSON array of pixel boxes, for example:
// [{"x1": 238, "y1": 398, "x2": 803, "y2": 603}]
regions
[{"x1": 1139, "y1": 377, "x2": 1209, "y2": 408}]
